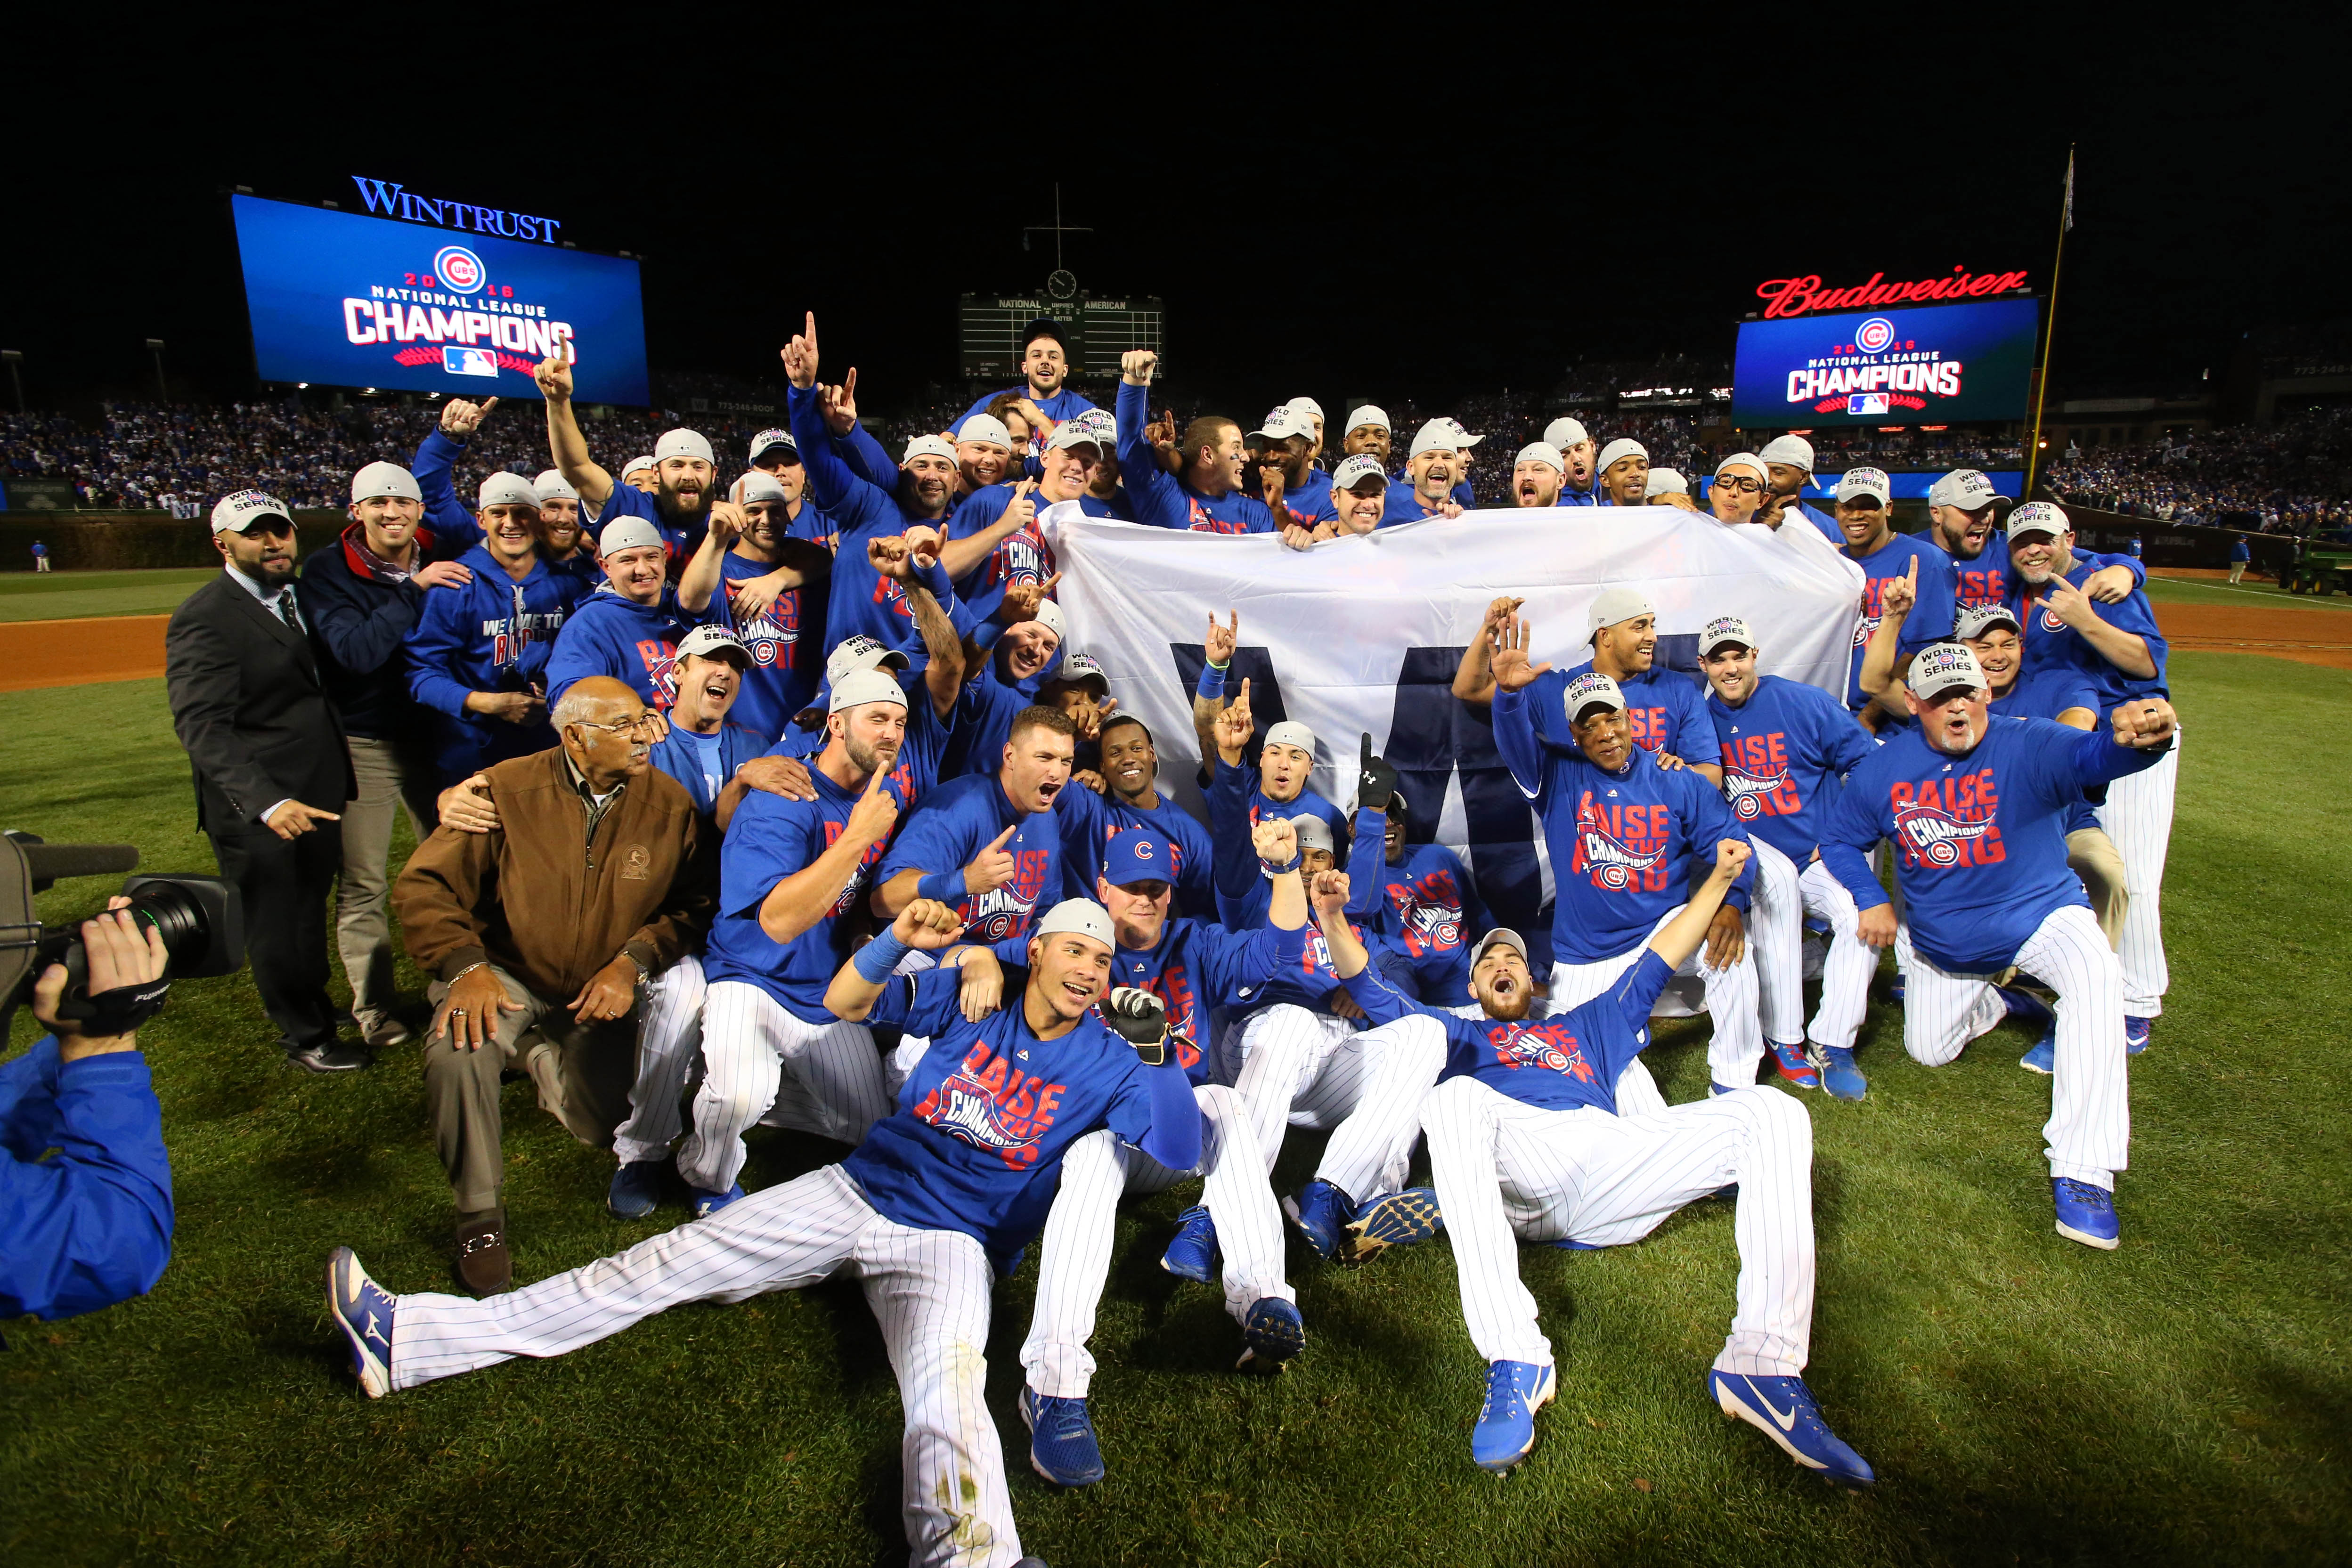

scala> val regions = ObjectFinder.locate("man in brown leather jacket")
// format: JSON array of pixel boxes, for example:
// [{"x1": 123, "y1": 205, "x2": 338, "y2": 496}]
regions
[{"x1": 395, "y1": 676, "x2": 716, "y2": 1292}]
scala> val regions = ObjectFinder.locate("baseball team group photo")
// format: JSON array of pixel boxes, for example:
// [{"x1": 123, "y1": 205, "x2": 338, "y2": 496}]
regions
[{"x1": 3, "y1": 46, "x2": 2347, "y2": 1568}]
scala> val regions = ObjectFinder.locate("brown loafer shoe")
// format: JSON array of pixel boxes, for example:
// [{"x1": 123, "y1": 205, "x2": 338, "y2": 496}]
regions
[{"x1": 455, "y1": 1213, "x2": 512, "y2": 1294}]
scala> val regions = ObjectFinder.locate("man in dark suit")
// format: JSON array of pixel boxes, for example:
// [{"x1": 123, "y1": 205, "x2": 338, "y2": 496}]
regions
[{"x1": 166, "y1": 490, "x2": 364, "y2": 1072}]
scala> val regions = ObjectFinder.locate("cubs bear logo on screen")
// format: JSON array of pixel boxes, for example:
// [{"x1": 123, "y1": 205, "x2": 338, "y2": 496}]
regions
[
  {"x1": 433, "y1": 246, "x2": 486, "y2": 293},
  {"x1": 1854, "y1": 316, "x2": 1896, "y2": 353}
]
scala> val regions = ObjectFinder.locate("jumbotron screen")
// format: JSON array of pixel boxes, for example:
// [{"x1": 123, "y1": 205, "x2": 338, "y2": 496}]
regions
[
  {"x1": 1730, "y1": 297, "x2": 2038, "y2": 429},
  {"x1": 229, "y1": 194, "x2": 651, "y2": 406}
]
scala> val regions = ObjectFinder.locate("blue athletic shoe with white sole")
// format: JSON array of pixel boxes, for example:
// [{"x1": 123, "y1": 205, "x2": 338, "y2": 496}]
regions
[
  {"x1": 2053, "y1": 1178, "x2": 2120, "y2": 1249},
  {"x1": 2124, "y1": 1016, "x2": 2151, "y2": 1056},
  {"x1": 1347, "y1": 1187, "x2": 1443, "y2": 1262},
  {"x1": 1237, "y1": 1296, "x2": 1305, "y2": 1372},
  {"x1": 2019, "y1": 1031, "x2": 2055, "y2": 1074},
  {"x1": 1019, "y1": 1386, "x2": 1105, "y2": 1486},
  {"x1": 1284, "y1": 1179, "x2": 1355, "y2": 1263},
  {"x1": 1472, "y1": 1359, "x2": 1556, "y2": 1472},
  {"x1": 1708, "y1": 1370, "x2": 1874, "y2": 1487},
  {"x1": 1812, "y1": 1044, "x2": 1867, "y2": 1101},
  {"x1": 1767, "y1": 1040, "x2": 1821, "y2": 1089},
  {"x1": 607, "y1": 1160, "x2": 665, "y2": 1219},
  {"x1": 1998, "y1": 985, "x2": 2054, "y2": 1026},
  {"x1": 326, "y1": 1247, "x2": 397, "y2": 1398},
  {"x1": 1709, "y1": 1081, "x2": 1740, "y2": 1097},
  {"x1": 689, "y1": 1182, "x2": 744, "y2": 1219},
  {"x1": 1161, "y1": 1205, "x2": 1217, "y2": 1283}
]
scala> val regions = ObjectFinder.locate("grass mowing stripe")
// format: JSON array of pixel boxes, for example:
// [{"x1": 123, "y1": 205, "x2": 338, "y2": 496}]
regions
[{"x1": 0, "y1": 659, "x2": 2344, "y2": 1566}]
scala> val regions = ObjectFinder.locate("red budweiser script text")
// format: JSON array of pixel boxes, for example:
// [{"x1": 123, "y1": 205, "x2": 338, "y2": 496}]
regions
[{"x1": 1757, "y1": 267, "x2": 2030, "y2": 319}]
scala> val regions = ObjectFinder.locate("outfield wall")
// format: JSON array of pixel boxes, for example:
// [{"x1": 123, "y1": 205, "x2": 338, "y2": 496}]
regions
[{"x1": 0, "y1": 512, "x2": 348, "y2": 570}]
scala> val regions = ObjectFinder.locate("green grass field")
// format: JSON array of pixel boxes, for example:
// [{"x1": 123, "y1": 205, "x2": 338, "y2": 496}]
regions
[
  {"x1": 0, "y1": 568, "x2": 218, "y2": 623},
  {"x1": 2, "y1": 653, "x2": 2347, "y2": 1568}
]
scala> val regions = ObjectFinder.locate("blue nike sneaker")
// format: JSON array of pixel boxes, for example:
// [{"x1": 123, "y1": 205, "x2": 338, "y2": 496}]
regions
[
  {"x1": 2124, "y1": 1016, "x2": 2152, "y2": 1056},
  {"x1": 1347, "y1": 1187, "x2": 1443, "y2": 1262},
  {"x1": 1284, "y1": 1179, "x2": 1355, "y2": 1263},
  {"x1": 1161, "y1": 1205, "x2": 1217, "y2": 1283},
  {"x1": 1998, "y1": 985, "x2": 2054, "y2": 1025},
  {"x1": 1707, "y1": 1370, "x2": 1874, "y2": 1487},
  {"x1": 1767, "y1": 1040, "x2": 1820, "y2": 1090},
  {"x1": 1237, "y1": 1296, "x2": 1305, "y2": 1372},
  {"x1": 689, "y1": 1182, "x2": 744, "y2": 1219},
  {"x1": 1019, "y1": 1386, "x2": 1105, "y2": 1487},
  {"x1": 1812, "y1": 1044, "x2": 1867, "y2": 1101},
  {"x1": 607, "y1": 1160, "x2": 665, "y2": 1219},
  {"x1": 1709, "y1": 1081, "x2": 1740, "y2": 1097},
  {"x1": 326, "y1": 1247, "x2": 397, "y2": 1398},
  {"x1": 1471, "y1": 1359, "x2": 1556, "y2": 1472},
  {"x1": 2053, "y1": 1178, "x2": 2120, "y2": 1249},
  {"x1": 2019, "y1": 1030, "x2": 2055, "y2": 1074}
]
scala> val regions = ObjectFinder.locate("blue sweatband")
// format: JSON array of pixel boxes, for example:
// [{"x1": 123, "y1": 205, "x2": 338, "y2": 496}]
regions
[
  {"x1": 854, "y1": 931, "x2": 912, "y2": 984},
  {"x1": 907, "y1": 552, "x2": 954, "y2": 602},
  {"x1": 1259, "y1": 853, "x2": 1301, "y2": 878},
  {"x1": 1195, "y1": 661, "x2": 1227, "y2": 701},
  {"x1": 918, "y1": 869, "x2": 967, "y2": 905}
]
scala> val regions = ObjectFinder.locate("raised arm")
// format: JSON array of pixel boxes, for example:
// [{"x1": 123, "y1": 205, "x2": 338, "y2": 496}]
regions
[
  {"x1": 532, "y1": 355, "x2": 613, "y2": 514},
  {"x1": 676, "y1": 502, "x2": 737, "y2": 616},
  {"x1": 759, "y1": 767, "x2": 900, "y2": 945},
  {"x1": 1644, "y1": 839, "x2": 1751, "y2": 972},
  {"x1": 1857, "y1": 556, "x2": 1916, "y2": 701},
  {"x1": 1451, "y1": 595, "x2": 1522, "y2": 705},
  {"x1": 1114, "y1": 358, "x2": 1187, "y2": 530},
  {"x1": 2035, "y1": 575, "x2": 2158, "y2": 680},
  {"x1": 824, "y1": 899, "x2": 968, "y2": 1022},
  {"x1": 1486, "y1": 615, "x2": 1554, "y2": 798}
]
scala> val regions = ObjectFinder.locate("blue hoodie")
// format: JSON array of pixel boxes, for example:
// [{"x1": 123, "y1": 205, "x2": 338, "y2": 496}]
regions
[
  {"x1": 403, "y1": 544, "x2": 579, "y2": 784},
  {"x1": 545, "y1": 581, "x2": 713, "y2": 711},
  {"x1": 407, "y1": 429, "x2": 489, "y2": 552}
]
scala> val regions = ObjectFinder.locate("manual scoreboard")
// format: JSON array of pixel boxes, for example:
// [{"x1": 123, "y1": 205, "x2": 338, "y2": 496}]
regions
[{"x1": 958, "y1": 289, "x2": 1164, "y2": 381}]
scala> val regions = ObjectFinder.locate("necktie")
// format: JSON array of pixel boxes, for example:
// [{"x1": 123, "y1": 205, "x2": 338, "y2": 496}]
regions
[{"x1": 276, "y1": 590, "x2": 302, "y2": 632}]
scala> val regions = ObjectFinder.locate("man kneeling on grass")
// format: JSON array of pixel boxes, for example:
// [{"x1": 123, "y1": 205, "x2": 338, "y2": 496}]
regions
[
  {"x1": 327, "y1": 895, "x2": 1199, "y2": 1568},
  {"x1": 1305, "y1": 844, "x2": 1873, "y2": 1485}
]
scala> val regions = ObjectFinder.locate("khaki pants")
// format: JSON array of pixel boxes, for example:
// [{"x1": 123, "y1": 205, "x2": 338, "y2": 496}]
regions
[
  {"x1": 2228, "y1": 561, "x2": 2246, "y2": 583},
  {"x1": 336, "y1": 734, "x2": 442, "y2": 1026},
  {"x1": 2067, "y1": 826, "x2": 2130, "y2": 951},
  {"x1": 424, "y1": 967, "x2": 637, "y2": 1215}
]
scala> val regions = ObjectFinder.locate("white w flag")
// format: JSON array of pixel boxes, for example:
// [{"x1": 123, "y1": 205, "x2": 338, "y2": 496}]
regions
[{"x1": 1041, "y1": 503, "x2": 1863, "y2": 943}]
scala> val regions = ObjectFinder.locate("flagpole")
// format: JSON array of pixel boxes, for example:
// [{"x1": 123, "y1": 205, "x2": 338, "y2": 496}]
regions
[{"x1": 2024, "y1": 146, "x2": 2075, "y2": 500}]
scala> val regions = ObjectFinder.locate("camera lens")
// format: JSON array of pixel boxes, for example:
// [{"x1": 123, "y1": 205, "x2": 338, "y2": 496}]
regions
[{"x1": 127, "y1": 884, "x2": 211, "y2": 967}]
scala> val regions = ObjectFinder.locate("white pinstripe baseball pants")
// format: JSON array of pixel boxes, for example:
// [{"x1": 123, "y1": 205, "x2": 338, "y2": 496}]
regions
[
  {"x1": 1213, "y1": 1004, "x2": 1372, "y2": 1172},
  {"x1": 1310, "y1": 1012, "x2": 1454, "y2": 1202},
  {"x1": 1549, "y1": 908, "x2": 1765, "y2": 1089},
  {"x1": 611, "y1": 954, "x2": 708, "y2": 1167},
  {"x1": 676, "y1": 981, "x2": 891, "y2": 1193},
  {"x1": 385, "y1": 1164, "x2": 1025, "y2": 1567},
  {"x1": 2095, "y1": 733, "x2": 2177, "y2": 1018},
  {"x1": 1896, "y1": 903, "x2": 2130, "y2": 1186},
  {"x1": 1747, "y1": 841, "x2": 1873, "y2": 1055},
  {"x1": 1422, "y1": 1077, "x2": 1814, "y2": 1376},
  {"x1": 1020, "y1": 1084, "x2": 1286, "y2": 1398}
]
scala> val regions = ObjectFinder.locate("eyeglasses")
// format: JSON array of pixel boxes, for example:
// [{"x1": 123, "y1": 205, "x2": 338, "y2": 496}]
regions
[
  {"x1": 1714, "y1": 476, "x2": 1762, "y2": 494},
  {"x1": 572, "y1": 715, "x2": 661, "y2": 739}
]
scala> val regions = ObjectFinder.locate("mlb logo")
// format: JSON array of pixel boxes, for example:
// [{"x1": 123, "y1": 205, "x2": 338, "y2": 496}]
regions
[
  {"x1": 444, "y1": 346, "x2": 499, "y2": 379},
  {"x1": 1847, "y1": 393, "x2": 1891, "y2": 415}
]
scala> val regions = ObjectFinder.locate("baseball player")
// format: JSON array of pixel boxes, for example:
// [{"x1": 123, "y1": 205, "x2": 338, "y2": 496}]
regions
[
  {"x1": 1457, "y1": 588, "x2": 1720, "y2": 783},
  {"x1": 537, "y1": 356, "x2": 717, "y2": 565},
  {"x1": 1342, "y1": 405, "x2": 1393, "y2": 467},
  {"x1": 1924, "y1": 469, "x2": 2143, "y2": 609},
  {"x1": 543, "y1": 514, "x2": 724, "y2": 711},
  {"x1": 937, "y1": 596, "x2": 1065, "y2": 783},
  {"x1": 875, "y1": 706, "x2": 1078, "y2": 962},
  {"x1": 532, "y1": 471, "x2": 599, "y2": 590},
  {"x1": 1385, "y1": 422, "x2": 1472, "y2": 525},
  {"x1": 1510, "y1": 443, "x2": 1568, "y2": 508},
  {"x1": 1114, "y1": 351, "x2": 1277, "y2": 535},
  {"x1": 1541, "y1": 417, "x2": 1599, "y2": 504},
  {"x1": 406, "y1": 397, "x2": 494, "y2": 551},
  {"x1": 1707, "y1": 453, "x2": 1771, "y2": 526},
  {"x1": 2228, "y1": 533, "x2": 2251, "y2": 583},
  {"x1": 330, "y1": 893, "x2": 1197, "y2": 1568},
  {"x1": 1250, "y1": 405, "x2": 1331, "y2": 533},
  {"x1": 1315, "y1": 455, "x2": 1387, "y2": 536},
  {"x1": 1059, "y1": 408, "x2": 1133, "y2": 520},
  {"x1": 1312, "y1": 846, "x2": 1870, "y2": 1484},
  {"x1": 951, "y1": 413, "x2": 1017, "y2": 500},
  {"x1": 1489, "y1": 622, "x2": 1769, "y2": 1093},
  {"x1": 1696, "y1": 615, "x2": 1878, "y2": 1099},
  {"x1": 404, "y1": 472, "x2": 583, "y2": 788},
  {"x1": 1284, "y1": 396, "x2": 1326, "y2": 464},
  {"x1": 642, "y1": 626, "x2": 771, "y2": 824},
  {"x1": 1831, "y1": 466, "x2": 1958, "y2": 719},
  {"x1": 1344, "y1": 736, "x2": 1490, "y2": 1001},
  {"x1": 1017, "y1": 823, "x2": 1310, "y2": 1487},
  {"x1": 619, "y1": 455, "x2": 657, "y2": 494},
  {"x1": 1201, "y1": 678, "x2": 1348, "y2": 926},
  {"x1": 706, "y1": 470, "x2": 833, "y2": 744},
  {"x1": 677, "y1": 666, "x2": 949, "y2": 1217},
  {"x1": 1644, "y1": 469, "x2": 1690, "y2": 504},
  {"x1": 1594, "y1": 439, "x2": 1648, "y2": 506},
  {"x1": 956, "y1": 316, "x2": 1099, "y2": 457},
  {"x1": 939, "y1": 422, "x2": 1098, "y2": 624},
  {"x1": 1818, "y1": 642, "x2": 2179, "y2": 1248},
  {"x1": 1755, "y1": 435, "x2": 1843, "y2": 543},
  {"x1": 2005, "y1": 502, "x2": 2174, "y2": 1051},
  {"x1": 1054, "y1": 712, "x2": 1217, "y2": 917}
]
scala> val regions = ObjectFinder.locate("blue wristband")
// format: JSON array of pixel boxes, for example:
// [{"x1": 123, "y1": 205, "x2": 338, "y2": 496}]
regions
[
  {"x1": 1195, "y1": 661, "x2": 1227, "y2": 701},
  {"x1": 917, "y1": 869, "x2": 967, "y2": 905},
  {"x1": 1259, "y1": 853, "x2": 1302, "y2": 878},
  {"x1": 854, "y1": 931, "x2": 912, "y2": 984},
  {"x1": 907, "y1": 552, "x2": 954, "y2": 602}
]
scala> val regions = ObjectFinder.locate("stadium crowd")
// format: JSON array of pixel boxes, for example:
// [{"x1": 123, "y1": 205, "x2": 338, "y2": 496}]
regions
[
  {"x1": 2047, "y1": 405, "x2": 2352, "y2": 535},
  {"x1": 13, "y1": 313, "x2": 2188, "y2": 1568}
]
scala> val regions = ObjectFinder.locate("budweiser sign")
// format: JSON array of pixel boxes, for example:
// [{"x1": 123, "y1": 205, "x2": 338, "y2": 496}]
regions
[{"x1": 1756, "y1": 266, "x2": 2030, "y2": 319}]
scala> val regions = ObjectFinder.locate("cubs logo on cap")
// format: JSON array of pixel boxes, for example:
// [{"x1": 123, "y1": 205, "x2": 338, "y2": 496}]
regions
[
  {"x1": 2007, "y1": 500, "x2": 2068, "y2": 539},
  {"x1": 211, "y1": 489, "x2": 292, "y2": 534},
  {"x1": 1563, "y1": 671, "x2": 1625, "y2": 719},
  {"x1": 1906, "y1": 642, "x2": 1987, "y2": 700},
  {"x1": 1699, "y1": 615, "x2": 1756, "y2": 656},
  {"x1": 1100, "y1": 830, "x2": 1169, "y2": 887}
]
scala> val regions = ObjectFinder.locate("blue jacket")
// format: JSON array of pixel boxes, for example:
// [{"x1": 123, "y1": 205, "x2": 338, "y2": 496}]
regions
[
  {"x1": 1115, "y1": 382, "x2": 1275, "y2": 535},
  {"x1": 404, "y1": 545, "x2": 580, "y2": 785},
  {"x1": 0, "y1": 1038, "x2": 173, "y2": 1323},
  {"x1": 407, "y1": 429, "x2": 490, "y2": 552},
  {"x1": 545, "y1": 582, "x2": 713, "y2": 711},
  {"x1": 647, "y1": 720, "x2": 771, "y2": 821},
  {"x1": 300, "y1": 531, "x2": 443, "y2": 740}
]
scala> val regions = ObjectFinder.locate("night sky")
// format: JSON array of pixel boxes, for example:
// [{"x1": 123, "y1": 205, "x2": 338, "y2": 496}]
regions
[{"x1": 7, "y1": 22, "x2": 2338, "y2": 419}]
